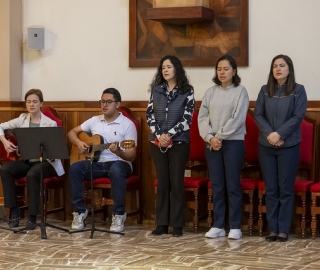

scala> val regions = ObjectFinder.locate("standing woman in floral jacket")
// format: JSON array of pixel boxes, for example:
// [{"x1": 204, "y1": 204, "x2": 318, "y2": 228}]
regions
[{"x1": 146, "y1": 55, "x2": 195, "y2": 237}]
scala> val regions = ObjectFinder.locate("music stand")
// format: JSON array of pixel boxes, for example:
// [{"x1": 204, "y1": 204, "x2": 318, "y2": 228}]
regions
[
  {"x1": 68, "y1": 156, "x2": 124, "y2": 238},
  {"x1": 14, "y1": 127, "x2": 70, "y2": 239}
]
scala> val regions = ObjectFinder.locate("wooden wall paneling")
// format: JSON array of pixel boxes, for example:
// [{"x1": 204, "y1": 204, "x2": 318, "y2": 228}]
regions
[
  {"x1": 44, "y1": 101, "x2": 86, "y2": 108},
  {"x1": 0, "y1": 111, "x2": 16, "y2": 123}
]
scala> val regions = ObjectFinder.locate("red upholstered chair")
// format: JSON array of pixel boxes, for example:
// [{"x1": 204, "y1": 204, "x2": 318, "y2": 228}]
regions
[
  {"x1": 84, "y1": 106, "x2": 142, "y2": 223},
  {"x1": 294, "y1": 116, "x2": 316, "y2": 238},
  {"x1": 258, "y1": 115, "x2": 316, "y2": 238},
  {"x1": 154, "y1": 109, "x2": 209, "y2": 232},
  {"x1": 241, "y1": 109, "x2": 262, "y2": 236},
  {"x1": 15, "y1": 105, "x2": 67, "y2": 220}
]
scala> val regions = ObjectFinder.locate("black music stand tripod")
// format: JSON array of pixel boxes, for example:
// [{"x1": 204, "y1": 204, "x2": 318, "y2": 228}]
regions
[
  {"x1": 14, "y1": 127, "x2": 70, "y2": 239},
  {"x1": 69, "y1": 156, "x2": 124, "y2": 238}
]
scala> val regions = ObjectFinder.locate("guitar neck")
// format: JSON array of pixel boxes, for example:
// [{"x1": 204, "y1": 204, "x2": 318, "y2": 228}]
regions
[{"x1": 91, "y1": 142, "x2": 120, "y2": 152}]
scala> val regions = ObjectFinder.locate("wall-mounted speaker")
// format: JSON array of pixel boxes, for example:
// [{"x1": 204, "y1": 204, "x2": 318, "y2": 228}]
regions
[{"x1": 27, "y1": 26, "x2": 45, "y2": 50}]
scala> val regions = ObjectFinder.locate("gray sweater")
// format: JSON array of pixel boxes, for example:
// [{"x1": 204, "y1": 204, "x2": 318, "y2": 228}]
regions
[{"x1": 198, "y1": 84, "x2": 249, "y2": 143}]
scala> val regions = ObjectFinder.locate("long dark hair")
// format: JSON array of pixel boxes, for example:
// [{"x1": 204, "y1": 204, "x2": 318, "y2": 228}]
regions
[
  {"x1": 266, "y1": 54, "x2": 296, "y2": 97},
  {"x1": 149, "y1": 55, "x2": 192, "y2": 94},
  {"x1": 212, "y1": 55, "x2": 241, "y2": 87}
]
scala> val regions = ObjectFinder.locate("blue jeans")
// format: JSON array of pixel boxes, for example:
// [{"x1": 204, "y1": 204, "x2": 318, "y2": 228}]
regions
[
  {"x1": 259, "y1": 144, "x2": 300, "y2": 234},
  {"x1": 206, "y1": 140, "x2": 245, "y2": 229},
  {"x1": 69, "y1": 160, "x2": 132, "y2": 215}
]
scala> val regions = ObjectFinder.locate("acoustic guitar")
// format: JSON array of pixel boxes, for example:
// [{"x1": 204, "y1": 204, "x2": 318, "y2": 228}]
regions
[
  {"x1": 70, "y1": 132, "x2": 135, "y2": 165},
  {"x1": 0, "y1": 129, "x2": 20, "y2": 165}
]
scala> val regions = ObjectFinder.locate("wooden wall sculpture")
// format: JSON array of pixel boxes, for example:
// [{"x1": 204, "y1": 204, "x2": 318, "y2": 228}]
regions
[{"x1": 129, "y1": 0, "x2": 248, "y2": 67}]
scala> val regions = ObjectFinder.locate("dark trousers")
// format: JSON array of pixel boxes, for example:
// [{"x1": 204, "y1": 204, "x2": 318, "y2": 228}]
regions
[
  {"x1": 0, "y1": 160, "x2": 57, "y2": 216},
  {"x1": 150, "y1": 142, "x2": 190, "y2": 227},
  {"x1": 259, "y1": 144, "x2": 300, "y2": 234},
  {"x1": 69, "y1": 160, "x2": 132, "y2": 215},
  {"x1": 206, "y1": 140, "x2": 245, "y2": 229}
]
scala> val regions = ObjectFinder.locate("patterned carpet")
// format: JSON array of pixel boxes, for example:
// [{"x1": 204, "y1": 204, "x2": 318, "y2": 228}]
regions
[{"x1": 0, "y1": 218, "x2": 320, "y2": 270}]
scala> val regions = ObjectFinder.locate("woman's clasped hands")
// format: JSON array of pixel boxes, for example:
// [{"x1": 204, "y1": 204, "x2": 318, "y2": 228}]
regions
[
  {"x1": 209, "y1": 137, "x2": 222, "y2": 151},
  {"x1": 267, "y1": 132, "x2": 284, "y2": 147},
  {"x1": 158, "y1": 133, "x2": 172, "y2": 148}
]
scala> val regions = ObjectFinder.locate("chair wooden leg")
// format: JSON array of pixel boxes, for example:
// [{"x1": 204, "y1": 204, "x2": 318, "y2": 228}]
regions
[
  {"x1": 296, "y1": 192, "x2": 308, "y2": 239},
  {"x1": 193, "y1": 189, "x2": 199, "y2": 233},
  {"x1": 301, "y1": 218, "x2": 306, "y2": 239},
  {"x1": 311, "y1": 197, "x2": 317, "y2": 240},
  {"x1": 193, "y1": 212, "x2": 198, "y2": 233},
  {"x1": 248, "y1": 192, "x2": 254, "y2": 236},
  {"x1": 301, "y1": 196, "x2": 306, "y2": 239},
  {"x1": 258, "y1": 193, "x2": 264, "y2": 237},
  {"x1": 311, "y1": 215, "x2": 317, "y2": 240},
  {"x1": 207, "y1": 189, "x2": 213, "y2": 228},
  {"x1": 207, "y1": 213, "x2": 212, "y2": 228}
]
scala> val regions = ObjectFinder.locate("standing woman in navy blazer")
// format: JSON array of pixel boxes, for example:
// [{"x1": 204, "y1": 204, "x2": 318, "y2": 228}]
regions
[
  {"x1": 0, "y1": 89, "x2": 64, "y2": 230},
  {"x1": 146, "y1": 55, "x2": 195, "y2": 237},
  {"x1": 254, "y1": 54, "x2": 307, "y2": 242}
]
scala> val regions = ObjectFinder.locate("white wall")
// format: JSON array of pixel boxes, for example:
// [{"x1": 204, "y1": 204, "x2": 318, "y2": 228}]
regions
[{"x1": 22, "y1": 0, "x2": 320, "y2": 101}]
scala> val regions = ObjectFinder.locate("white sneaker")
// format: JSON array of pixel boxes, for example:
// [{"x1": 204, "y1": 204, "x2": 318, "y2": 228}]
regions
[
  {"x1": 71, "y1": 209, "x2": 88, "y2": 230},
  {"x1": 205, "y1": 227, "x2": 226, "y2": 238},
  {"x1": 110, "y1": 212, "x2": 127, "y2": 233},
  {"x1": 228, "y1": 229, "x2": 242, "y2": 240}
]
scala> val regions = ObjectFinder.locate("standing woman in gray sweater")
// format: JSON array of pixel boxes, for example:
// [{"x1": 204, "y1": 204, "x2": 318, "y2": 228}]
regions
[
  {"x1": 198, "y1": 55, "x2": 249, "y2": 240},
  {"x1": 146, "y1": 55, "x2": 195, "y2": 237}
]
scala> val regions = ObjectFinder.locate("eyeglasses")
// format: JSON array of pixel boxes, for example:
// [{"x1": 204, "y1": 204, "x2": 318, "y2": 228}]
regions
[{"x1": 99, "y1": 99, "x2": 117, "y2": 105}]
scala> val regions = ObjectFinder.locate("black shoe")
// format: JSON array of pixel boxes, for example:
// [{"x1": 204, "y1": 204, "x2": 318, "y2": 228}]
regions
[
  {"x1": 8, "y1": 217, "x2": 20, "y2": 228},
  {"x1": 277, "y1": 233, "x2": 288, "y2": 242},
  {"x1": 265, "y1": 233, "x2": 277, "y2": 242},
  {"x1": 173, "y1": 227, "x2": 183, "y2": 237},
  {"x1": 9, "y1": 207, "x2": 20, "y2": 228},
  {"x1": 25, "y1": 219, "x2": 37, "y2": 230},
  {"x1": 151, "y1": 225, "x2": 168, "y2": 235}
]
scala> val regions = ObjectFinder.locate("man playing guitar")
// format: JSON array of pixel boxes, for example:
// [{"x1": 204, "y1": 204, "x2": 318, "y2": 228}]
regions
[{"x1": 67, "y1": 88, "x2": 137, "y2": 233}]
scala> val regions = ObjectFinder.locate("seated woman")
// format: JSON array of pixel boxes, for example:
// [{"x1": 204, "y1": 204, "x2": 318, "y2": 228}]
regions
[{"x1": 0, "y1": 89, "x2": 65, "y2": 230}]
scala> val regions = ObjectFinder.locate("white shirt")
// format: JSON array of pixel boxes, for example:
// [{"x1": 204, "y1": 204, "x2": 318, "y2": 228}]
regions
[{"x1": 81, "y1": 112, "x2": 137, "y2": 166}]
